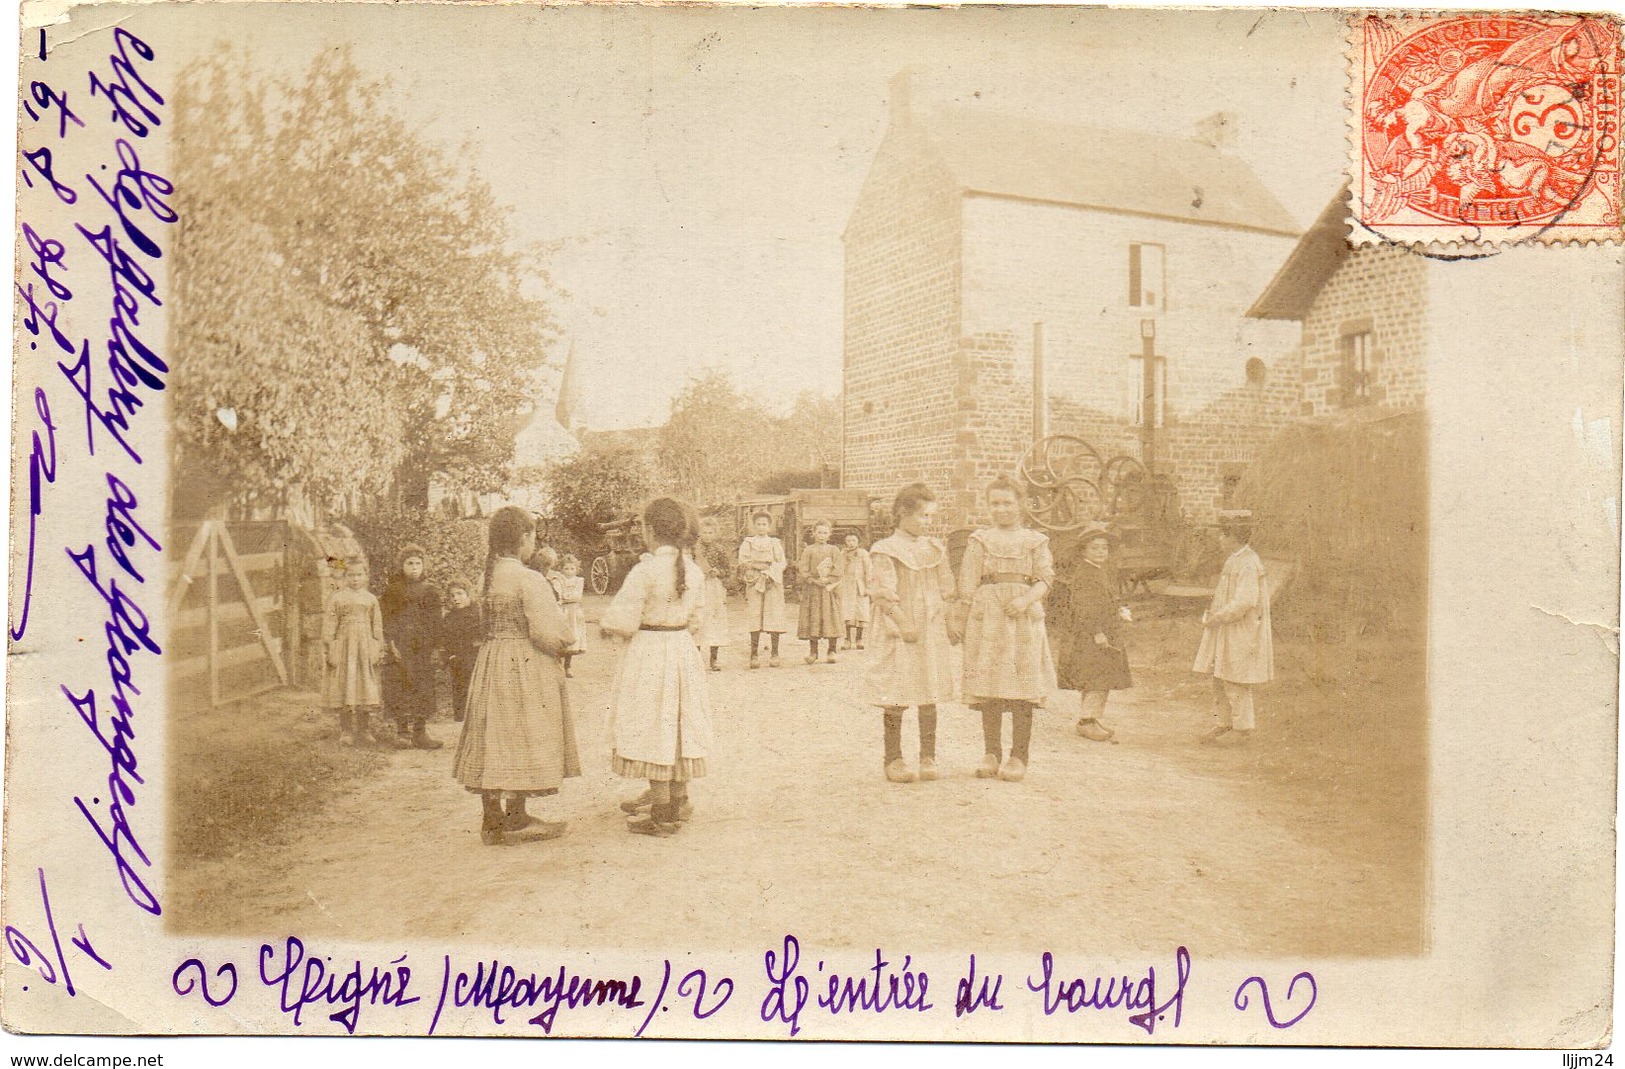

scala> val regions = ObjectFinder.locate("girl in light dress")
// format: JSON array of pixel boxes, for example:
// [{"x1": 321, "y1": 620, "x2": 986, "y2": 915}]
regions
[
  {"x1": 957, "y1": 475, "x2": 1058, "y2": 783},
  {"x1": 738, "y1": 511, "x2": 787, "y2": 668},
  {"x1": 555, "y1": 554, "x2": 588, "y2": 678},
  {"x1": 324, "y1": 559, "x2": 385, "y2": 748},
  {"x1": 602, "y1": 497, "x2": 716, "y2": 836},
  {"x1": 866, "y1": 483, "x2": 957, "y2": 784},
  {"x1": 838, "y1": 532, "x2": 871, "y2": 651},
  {"x1": 452, "y1": 506, "x2": 581, "y2": 847}
]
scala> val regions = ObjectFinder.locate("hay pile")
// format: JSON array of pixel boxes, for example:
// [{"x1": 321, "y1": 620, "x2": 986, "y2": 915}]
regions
[{"x1": 1236, "y1": 409, "x2": 1427, "y2": 639}]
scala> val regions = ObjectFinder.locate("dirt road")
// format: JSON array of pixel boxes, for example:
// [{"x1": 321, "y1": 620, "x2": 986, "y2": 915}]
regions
[{"x1": 171, "y1": 597, "x2": 1422, "y2": 959}]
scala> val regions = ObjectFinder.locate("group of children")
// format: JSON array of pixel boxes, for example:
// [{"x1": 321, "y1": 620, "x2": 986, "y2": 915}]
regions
[
  {"x1": 321, "y1": 545, "x2": 458, "y2": 751},
  {"x1": 322, "y1": 478, "x2": 1274, "y2": 846},
  {"x1": 320, "y1": 542, "x2": 588, "y2": 753},
  {"x1": 733, "y1": 513, "x2": 871, "y2": 669}
]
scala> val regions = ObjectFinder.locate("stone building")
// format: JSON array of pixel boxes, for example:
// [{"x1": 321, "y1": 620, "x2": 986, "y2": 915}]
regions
[
  {"x1": 1247, "y1": 188, "x2": 1429, "y2": 416},
  {"x1": 841, "y1": 73, "x2": 1304, "y2": 527}
]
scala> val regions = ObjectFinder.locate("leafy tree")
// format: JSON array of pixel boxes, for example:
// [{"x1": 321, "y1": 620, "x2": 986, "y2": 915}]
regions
[
  {"x1": 544, "y1": 447, "x2": 655, "y2": 547},
  {"x1": 656, "y1": 369, "x2": 776, "y2": 508},
  {"x1": 172, "y1": 47, "x2": 554, "y2": 513}
]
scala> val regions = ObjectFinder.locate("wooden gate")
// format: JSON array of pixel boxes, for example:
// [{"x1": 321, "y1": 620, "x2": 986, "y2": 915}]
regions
[{"x1": 168, "y1": 520, "x2": 293, "y2": 707}]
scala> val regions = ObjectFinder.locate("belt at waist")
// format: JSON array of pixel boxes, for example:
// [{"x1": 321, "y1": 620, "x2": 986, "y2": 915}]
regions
[
  {"x1": 639, "y1": 624, "x2": 690, "y2": 632},
  {"x1": 982, "y1": 573, "x2": 1033, "y2": 585}
]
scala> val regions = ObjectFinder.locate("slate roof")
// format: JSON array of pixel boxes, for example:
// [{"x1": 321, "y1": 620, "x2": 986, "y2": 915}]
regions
[
  {"x1": 914, "y1": 106, "x2": 1300, "y2": 236},
  {"x1": 1246, "y1": 186, "x2": 1351, "y2": 320}
]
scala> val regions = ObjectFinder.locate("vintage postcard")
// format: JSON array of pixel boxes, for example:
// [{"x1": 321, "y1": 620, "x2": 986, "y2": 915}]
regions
[{"x1": 3, "y1": 0, "x2": 1621, "y2": 1050}]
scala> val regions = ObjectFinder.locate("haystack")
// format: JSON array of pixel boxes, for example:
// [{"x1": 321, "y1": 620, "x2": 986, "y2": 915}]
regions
[{"x1": 1235, "y1": 409, "x2": 1427, "y2": 639}]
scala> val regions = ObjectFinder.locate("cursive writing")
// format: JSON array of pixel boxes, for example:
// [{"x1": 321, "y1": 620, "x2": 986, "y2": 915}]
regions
[
  {"x1": 1027, "y1": 946, "x2": 1191, "y2": 1035},
  {"x1": 258, "y1": 937, "x2": 420, "y2": 1034}
]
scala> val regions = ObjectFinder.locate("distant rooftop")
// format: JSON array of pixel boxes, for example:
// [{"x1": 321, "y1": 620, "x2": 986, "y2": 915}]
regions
[
  {"x1": 909, "y1": 104, "x2": 1301, "y2": 237},
  {"x1": 1247, "y1": 187, "x2": 1351, "y2": 320}
]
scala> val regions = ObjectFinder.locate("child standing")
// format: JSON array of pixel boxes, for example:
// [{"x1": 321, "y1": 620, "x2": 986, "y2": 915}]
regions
[
  {"x1": 958, "y1": 475, "x2": 1057, "y2": 782},
  {"x1": 602, "y1": 498, "x2": 715, "y2": 836},
  {"x1": 324, "y1": 559, "x2": 385, "y2": 747},
  {"x1": 738, "y1": 511, "x2": 787, "y2": 669},
  {"x1": 556, "y1": 554, "x2": 588, "y2": 678},
  {"x1": 441, "y1": 578, "x2": 483, "y2": 723},
  {"x1": 867, "y1": 483, "x2": 957, "y2": 784},
  {"x1": 381, "y1": 544, "x2": 444, "y2": 750},
  {"x1": 838, "y1": 532, "x2": 872, "y2": 651},
  {"x1": 694, "y1": 515, "x2": 733, "y2": 672},
  {"x1": 453, "y1": 506, "x2": 581, "y2": 846},
  {"x1": 1194, "y1": 513, "x2": 1273, "y2": 746},
  {"x1": 1051, "y1": 527, "x2": 1133, "y2": 743},
  {"x1": 797, "y1": 520, "x2": 843, "y2": 664}
]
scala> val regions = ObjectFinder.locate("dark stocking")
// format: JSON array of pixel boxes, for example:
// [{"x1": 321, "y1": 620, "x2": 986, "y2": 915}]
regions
[
  {"x1": 770, "y1": 633, "x2": 780, "y2": 656},
  {"x1": 750, "y1": 632, "x2": 762, "y2": 655},
  {"x1": 480, "y1": 792, "x2": 504, "y2": 832},
  {"x1": 918, "y1": 704, "x2": 938, "y2": 760},
  {"x1": 883, "y1": 708, "x2": 905, "y2": 764},
  {"x1": 980, "y1": 706, "x2": 1003, "y2": 758},
  {"x1": 1011, "y1": 703, "x2": 1034, "y2": 762}
]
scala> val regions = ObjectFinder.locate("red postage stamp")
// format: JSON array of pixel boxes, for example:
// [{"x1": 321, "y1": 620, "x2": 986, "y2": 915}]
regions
[{"x1": 1351, "y1": 13, "x2": 1624, "y2": 244}]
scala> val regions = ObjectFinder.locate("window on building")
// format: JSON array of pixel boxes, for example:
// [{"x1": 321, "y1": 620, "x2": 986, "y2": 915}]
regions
[
  {"x1": 1220, "y1": 463, "x2": 1246, "y2": 508},
  {"x1": 1130, "y1": 356, "x2": 1167, "y2": 428},
  {"x1": 1129, "y1": 243, "x2": 1166, "y2": 308},
  {"x1": 1341, "y1": 329, "x2": 1375, "y2": 405}
]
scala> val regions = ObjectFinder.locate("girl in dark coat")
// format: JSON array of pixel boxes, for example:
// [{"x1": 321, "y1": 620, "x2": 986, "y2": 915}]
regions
[
  {"x1": 1050, "y1": 528, "x2": 1132, "y2": 741},
  {"x1": 381, "y1": 544, "x2": 445, "y2": 750}
]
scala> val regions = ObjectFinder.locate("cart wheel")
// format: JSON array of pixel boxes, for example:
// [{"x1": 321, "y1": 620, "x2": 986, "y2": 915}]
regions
[
  {"x1": 1018, "y1": 435, "x2": 1102, "y2": 491},
  {"x1": 589, "y1": 556, "x2": 611, "y2": 595},
  {"x1": 1026, "y1": 476, "x2": 1105, "y2": 532},
  {"x1": 1104, "y1": 456, "x2": 1149, "y2": 516}
]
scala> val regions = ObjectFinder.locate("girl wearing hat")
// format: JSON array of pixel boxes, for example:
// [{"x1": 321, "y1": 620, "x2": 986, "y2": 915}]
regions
[
  {"x1": 957, "y1": 475, "x2": 1057, "y2": 782},
  {"x1": 381, "y1": 543, "x2": 444, "y2": 750},
  {"x1": 1051, "y1": 525, "x2": 1132, "y2": 742}
]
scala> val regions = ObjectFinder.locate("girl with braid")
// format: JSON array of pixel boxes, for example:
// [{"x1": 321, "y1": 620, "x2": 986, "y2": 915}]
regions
[
  {"x1": 452, "y1": 506, "x2": 580, "y2": 846},
  {"x1": 602, "y1": 497, "x2": 716, "y2": 836}
]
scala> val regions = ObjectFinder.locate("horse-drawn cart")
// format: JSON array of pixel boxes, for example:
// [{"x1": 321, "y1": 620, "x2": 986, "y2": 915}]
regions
[{"x1": 586, "y1": 513, "x2": 647, "y2": 595}]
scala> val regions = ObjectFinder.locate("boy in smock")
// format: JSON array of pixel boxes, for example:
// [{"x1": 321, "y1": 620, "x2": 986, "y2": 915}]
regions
[{"x1": 1194, "y1": 512, "x2": 1274, "y2": 746}]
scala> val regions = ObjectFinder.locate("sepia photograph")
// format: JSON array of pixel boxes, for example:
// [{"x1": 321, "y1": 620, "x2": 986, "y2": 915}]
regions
[{"x1": 4, "y1": 0, "x2": 1620, "y2": 1046}]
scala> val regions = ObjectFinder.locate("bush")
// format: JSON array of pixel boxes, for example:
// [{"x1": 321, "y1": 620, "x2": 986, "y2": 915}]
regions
[
  {"x1": 347, "y1": 505, "x2": 492, "y2": 596},
  {"x1": 1236, "y1": 408, "x2": 1427, "y2": 639}
]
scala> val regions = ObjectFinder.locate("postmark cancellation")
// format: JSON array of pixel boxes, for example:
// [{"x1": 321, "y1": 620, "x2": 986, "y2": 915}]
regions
[{"x1": 1350, "y1": 12, "x2": 1624, "y2": 245}]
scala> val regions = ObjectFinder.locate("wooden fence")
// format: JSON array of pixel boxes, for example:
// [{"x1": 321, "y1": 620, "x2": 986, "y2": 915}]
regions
[{"x1": 168, "y1": 520, "x2": 294, "y2": 708}]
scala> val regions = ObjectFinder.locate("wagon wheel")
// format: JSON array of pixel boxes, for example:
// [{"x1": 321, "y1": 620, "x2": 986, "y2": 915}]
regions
[
  {"x1": 1017, "y1": 435, "x2": 1102, "y2": 491},
  {"x1": 589, "y1": 556, "x2": 611, "y2": 595},
  {"x1": 1025, "y1": 476, "x2": 1105, "y2": 533},
  {"x1": 1104, "y1": 456, "x2": 1149, "y2": 516}
]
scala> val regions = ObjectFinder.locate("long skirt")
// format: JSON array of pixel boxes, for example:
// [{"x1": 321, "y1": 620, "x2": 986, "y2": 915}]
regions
[
  {"x1": 866, "y1": 618, "x2": 956, "y2": 708},
  {"x1": 962, "y1": 582, "x2": 1057, "y2": 706},
  {"x1": 697, "y1": 576, "x2": 731, "y2": 647},
  {"x1": 743, "y1": 579, "x2": 787, "y2": 634},
  {"x1": 608, "y1": 630, "x2": 716, "y2": 781},
  {"x1": 797, "y1": 585, "x2": 841, "y2": 640},
  {"x1": 453, "y1": 637, "x2": 581, "y2": 796}
]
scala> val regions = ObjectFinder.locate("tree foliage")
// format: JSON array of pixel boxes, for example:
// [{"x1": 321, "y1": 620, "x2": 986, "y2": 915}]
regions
[
  {"x1": 544, "y1": 447, "x2": 656, "y2": 548},
  {"x1": 172, "y1": 47, "x2": 554, "y2": 512},
  {"x1": 656, "y1": 370, "x2": 841, "y2": 508}
]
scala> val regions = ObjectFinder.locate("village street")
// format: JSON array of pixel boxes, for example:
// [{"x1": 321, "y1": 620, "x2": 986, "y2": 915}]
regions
[{"x1": 172, "y1": 595, "x2": 1421, "y2": 962}]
